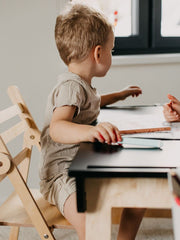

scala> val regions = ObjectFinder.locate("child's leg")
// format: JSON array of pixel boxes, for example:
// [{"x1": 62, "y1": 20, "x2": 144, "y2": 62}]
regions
[
  {"x1": 64, "y1": 192, "x2": 85, "y2": 240},
  {"x1": 117, "y1": 208, "x2": 146, "y2": 240}
]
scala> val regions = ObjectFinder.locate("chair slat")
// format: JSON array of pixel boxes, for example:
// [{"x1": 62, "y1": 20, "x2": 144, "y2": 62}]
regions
[
  {"x1": 0, "y1": 174, "x2": 6, "y2": 183},
  {"x1": 0, "y1": 137, "x2": 10, "y2": 182},
  {"x1": 0, "y1": 148, "x2": 30, "y2": 185},
  {"x1": 1, "y1": 121, "x2": 25, "y2": 144},
  {"x1": 13, "y1": 148, "x2": 31, "y2": 167},
  {"x1": 0, "y1": 189, "x2": 72, "y2": 228},
  {"x1": 0, "y1": 105, "x2": 22, "y2": 124},
  {"x1": 8, "y1": 86, "x2": 39, "y2": 130}
]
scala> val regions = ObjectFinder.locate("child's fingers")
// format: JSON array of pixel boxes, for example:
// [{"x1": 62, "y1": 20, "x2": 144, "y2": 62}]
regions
[
  {"x1": 167, "y1": 102, "x2": 172, "y2": 108},
  {"x1": 90, "y1": 131, "x2": 104, "y2": 143},
  {"x1": 101, "y1": 123, "x2": 118, "y2": 143},
  {"x1": 108, "y1": 124, "x2": 122, "y2": 143},
  {"x1": 96, "y1": 124, "x2": 112, "y2": 144},
  {"x1": 164, "y1": 104, "x2": 173, "y2": 113},
  {"x1": 132, "y1": 89, "x2": 142, "y2": 96},
  {"x1": 98, "y1": 133, "x2": 105, "y2": 142},
  {"x1": 163, "y1": 105, "x2": 180, "y2": 122},
  {"x1": 113, "y1": 127, "x2": 122, "y2": 142},
  {"x1": 96, "y1": 123, "x2": 121, "y2": 144},
  {"x1": 167, "y1": 94, "x2": 179, "y2": 104},
  {"x1": 166, "y1": 114, "x2": 179, "y2": 122},
  {"x1": 130, "y1": 91, "x2": 141, "y2": 98}
]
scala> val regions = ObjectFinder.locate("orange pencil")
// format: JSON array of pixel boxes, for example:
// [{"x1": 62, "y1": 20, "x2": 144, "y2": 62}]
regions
[{"x1": 120, "y1": 126, "x2": 171, "y2": 135}]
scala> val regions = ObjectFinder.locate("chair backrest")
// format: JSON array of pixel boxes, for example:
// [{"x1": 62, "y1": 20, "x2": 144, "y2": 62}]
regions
[
  {"x1": 0, "y1": 86, "x2": 63, "y2": 240},
  {"x1": 0, "y1": 86, "x2": 41, "y2": 182}
]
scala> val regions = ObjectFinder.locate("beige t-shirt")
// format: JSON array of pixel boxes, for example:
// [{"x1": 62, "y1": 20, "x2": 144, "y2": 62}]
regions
[{"x1": 39, "y1": 72, "x2": 101, "y2": 181}]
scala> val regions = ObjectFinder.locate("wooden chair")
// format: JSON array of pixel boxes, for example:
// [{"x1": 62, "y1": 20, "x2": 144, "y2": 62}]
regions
[{"x1": 0, "y1": 86, "x2": 73, "y2": 240}]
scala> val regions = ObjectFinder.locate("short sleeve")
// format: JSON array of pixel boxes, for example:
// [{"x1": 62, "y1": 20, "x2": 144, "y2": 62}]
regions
[{"x1": 53, "y1": 80, "x2": 86, "y2": 116}]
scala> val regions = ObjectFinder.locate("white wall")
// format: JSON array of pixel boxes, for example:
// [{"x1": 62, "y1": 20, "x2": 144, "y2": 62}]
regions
[
  {"x1": 93, "y1": 61, "x2": 180, "y2": 106},
  {"x1": 0, "y1": 0, "x2": 180, "y2": 199},
  {"x1": 0, "y1": 0, "x2": 65, "y2": 200}
]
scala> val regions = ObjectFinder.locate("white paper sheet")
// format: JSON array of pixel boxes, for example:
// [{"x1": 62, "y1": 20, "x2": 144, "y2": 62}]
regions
[{"x1": 98, "y1": 106, "x2": 180, "y2": 140}]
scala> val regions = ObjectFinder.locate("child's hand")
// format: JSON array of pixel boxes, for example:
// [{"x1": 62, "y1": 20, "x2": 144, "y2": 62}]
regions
[
  {"x1": 163, "y1": 104, "x2": 180, "y2": 122},
  {"x1": 120, "y1": 86, "x2": 142, "y2": 100},
  {"x1": 88, "y1": 122, "x2": 122, "y2": 144},
  {"x1": 167, "y1": 94, "x2": 180, "y2": 115},
  {"x1": 163, "y1": 94, "x2": 180, "y2": 122}
]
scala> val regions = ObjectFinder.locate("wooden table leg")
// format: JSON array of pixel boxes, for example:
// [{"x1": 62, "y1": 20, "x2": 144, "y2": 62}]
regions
[
  {"x1": 85, "y1": 177, "x2": 172, "y2": 240},
  {"x1": 85, "y1": 178, "x2": 112, "y2": 240}
]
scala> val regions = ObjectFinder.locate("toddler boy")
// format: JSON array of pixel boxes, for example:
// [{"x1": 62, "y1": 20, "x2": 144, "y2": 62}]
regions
[{"x1": 39, "y1": 3, "x2": 144, "y2": 240}]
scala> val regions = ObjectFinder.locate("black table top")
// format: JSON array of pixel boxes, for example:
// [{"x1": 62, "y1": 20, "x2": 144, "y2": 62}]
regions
[
  {"x1": 69, "y1": 106, "x2": 180, "y2": 178},
  {"x1": 69, "y1": 140, "x2": 180, "y2": 178}
]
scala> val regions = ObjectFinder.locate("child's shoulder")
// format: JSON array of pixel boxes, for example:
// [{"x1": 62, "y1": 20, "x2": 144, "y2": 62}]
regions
[
  {"x1": 49, "y1": 72, "x2": 86, "y2": 98},
  {"x1": 55, "y1": 72, "x2": 84, "y2": 91},
  {"x1": 55, "y1": 71, "x2": 92, "y2": 93}
]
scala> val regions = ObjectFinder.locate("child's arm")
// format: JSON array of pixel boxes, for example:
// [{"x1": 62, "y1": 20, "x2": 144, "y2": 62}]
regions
[
  {"x1": 49, "y1": 105, "x2": 122, "y2": 144},
  {"x1": 100, "y1": 85, "x2": 142, "y2": 107},
  {"x1": 163, "y1": 94, "x2": 180, "y2": 122}
]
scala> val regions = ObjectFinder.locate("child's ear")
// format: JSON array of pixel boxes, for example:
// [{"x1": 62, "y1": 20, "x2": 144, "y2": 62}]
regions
[{"x1": 94, "y1": 45, "x2": 102, "y2": 64}]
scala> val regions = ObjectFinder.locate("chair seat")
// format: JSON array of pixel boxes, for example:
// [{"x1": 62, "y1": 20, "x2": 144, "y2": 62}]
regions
[{"x1": 0, "y1": 188, "x2": 73, "y2": 229}]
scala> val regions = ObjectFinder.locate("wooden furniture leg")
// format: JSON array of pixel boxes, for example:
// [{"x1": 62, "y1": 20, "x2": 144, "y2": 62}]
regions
[
  {"x1": 85, "y1": 178, "x2": 172, "y2": 240},
  {"x1": 9, "y1": 227, "x2": 19, "y2": 240}
]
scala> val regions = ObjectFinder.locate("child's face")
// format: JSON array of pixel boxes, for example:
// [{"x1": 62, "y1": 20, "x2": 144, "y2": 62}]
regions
[{"x1": 96, "y1": 31, "x2": 114, "y2": 77}]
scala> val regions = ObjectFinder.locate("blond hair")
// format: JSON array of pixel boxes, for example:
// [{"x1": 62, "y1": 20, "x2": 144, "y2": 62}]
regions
[{"x1": 55, "y1": 4, "x2": 112, "y2": 65}]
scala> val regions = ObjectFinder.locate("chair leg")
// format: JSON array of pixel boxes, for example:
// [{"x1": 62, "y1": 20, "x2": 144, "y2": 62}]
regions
[{"x1": 9, "y1": 226, "x2": 20, "y2": 240}]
